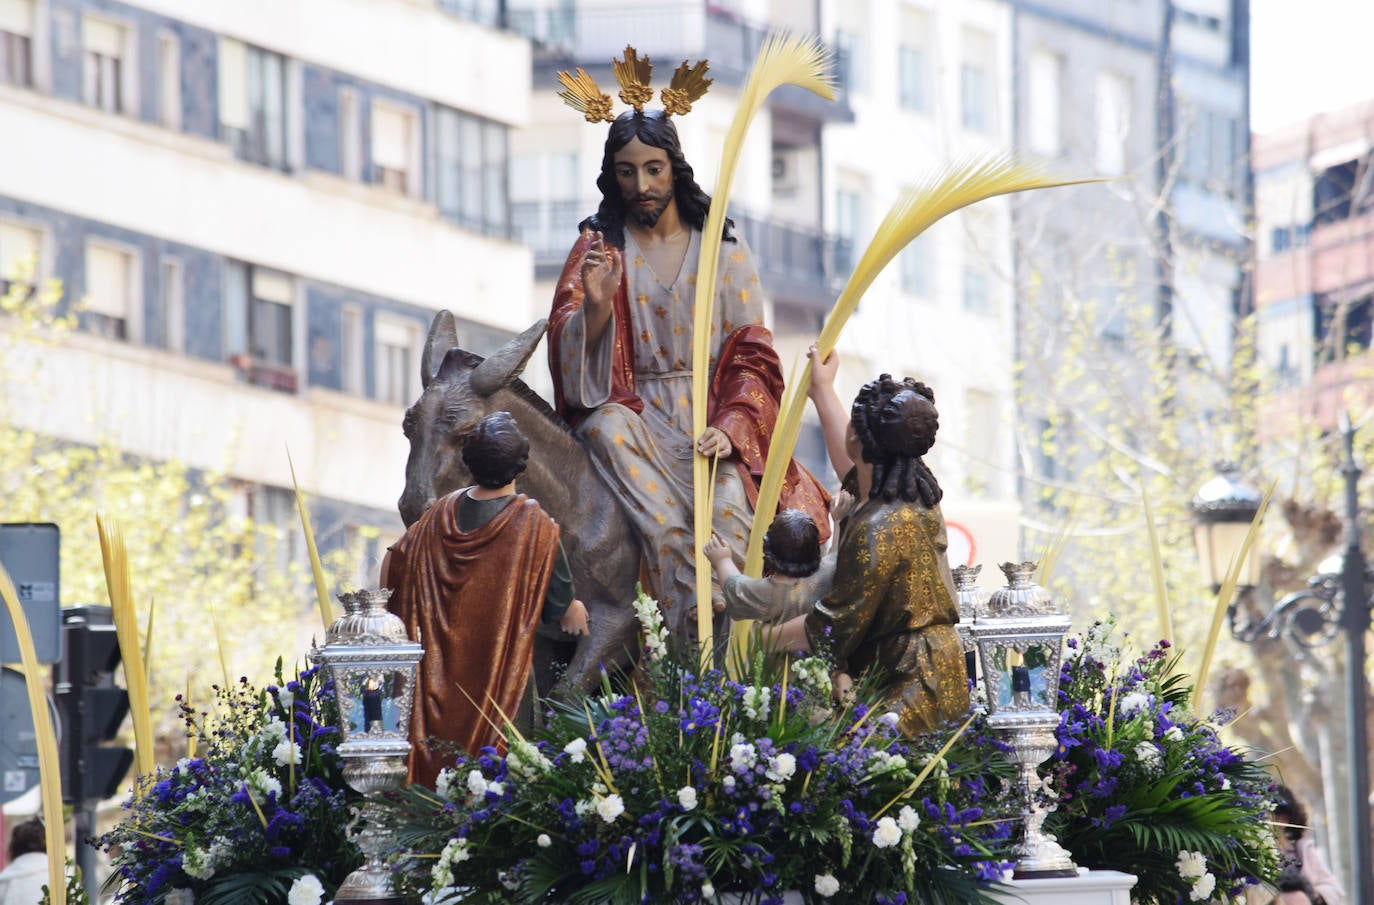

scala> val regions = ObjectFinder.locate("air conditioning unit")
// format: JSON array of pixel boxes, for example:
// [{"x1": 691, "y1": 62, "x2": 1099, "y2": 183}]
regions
[{"x1": 772, "y1": 149, "x2": 803, "y2": 195}]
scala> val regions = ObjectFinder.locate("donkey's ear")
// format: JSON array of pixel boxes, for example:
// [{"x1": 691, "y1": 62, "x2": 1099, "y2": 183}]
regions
[
  {"x1": 471, "y1": 319, "x2": 549, "y2": 396},
  {"x1": 422, "y1": 310, "x2": 460, "y2": 389}
]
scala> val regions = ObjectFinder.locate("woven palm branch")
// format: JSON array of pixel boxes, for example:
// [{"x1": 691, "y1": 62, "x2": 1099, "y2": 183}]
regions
[
  {"x1": 661, "y1": 59, "x2": 713, "y2": 115},
  {"x1": 612, "y1": 45, "x2": 654, "y2": 110},
  {"x1": 556, "y1": 68, "x2": 614, "y2": 123},
  {"x1": 97, "y1": 513, "x2": 156, "y2": 779},
  {"x1": 691, "y1": 32, "x2": 834, "y2": 654},
  {"x1": 0, "y1": 566, "x2": 67, "y2": 904},
  {"x1": 742, "y1": 156, "x2": 1101, "y2": 589}
]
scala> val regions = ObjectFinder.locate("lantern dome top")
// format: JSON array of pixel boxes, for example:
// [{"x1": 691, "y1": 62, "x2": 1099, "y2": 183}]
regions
[{"x1": 1191, "y1": 463, "x2": 1262, "y2": 524}]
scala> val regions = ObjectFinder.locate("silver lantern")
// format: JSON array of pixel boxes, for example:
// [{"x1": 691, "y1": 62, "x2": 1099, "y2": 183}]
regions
[
  {"x1": 310, "y1": 588, "x2": 424, "y2": 902},
  {"x1": 951, "y1": 563, "x2": 985, "y2": 707},
  {"x1": 970, "y1": 561, "x2": 1076, "y2": 879}
]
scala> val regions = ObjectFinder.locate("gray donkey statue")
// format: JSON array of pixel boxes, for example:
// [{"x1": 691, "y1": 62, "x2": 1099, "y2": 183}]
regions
[{"x1": 397, "y1": 310, "x2": 641, "y2": 695}]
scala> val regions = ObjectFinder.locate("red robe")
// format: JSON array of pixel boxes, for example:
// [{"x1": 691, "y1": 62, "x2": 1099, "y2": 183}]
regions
[
  {"x1": 386, "y1": 491, "x2": 559, "y2": 788},
  {"x1": 548, "y1": 230, "x2": 831, "y2": 542}
]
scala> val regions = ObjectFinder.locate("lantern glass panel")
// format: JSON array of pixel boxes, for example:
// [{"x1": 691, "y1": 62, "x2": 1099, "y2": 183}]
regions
[
  {"x1": 988, "y1": 643, "x2": 1057, "y2": 710},
  {"x1": 341, "y1": 670, "x2": 407, "y2": 736}
]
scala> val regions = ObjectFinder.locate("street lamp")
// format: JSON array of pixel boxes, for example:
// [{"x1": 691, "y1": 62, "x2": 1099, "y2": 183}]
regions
[{"x1": 1189, "y1": 421, "x2": 1372, "y2": 905}]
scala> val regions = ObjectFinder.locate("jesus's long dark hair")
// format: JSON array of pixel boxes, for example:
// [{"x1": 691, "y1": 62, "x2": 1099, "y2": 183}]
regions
[{"x1": 580, "y1": 110, "x2": 736, "y2": 250}]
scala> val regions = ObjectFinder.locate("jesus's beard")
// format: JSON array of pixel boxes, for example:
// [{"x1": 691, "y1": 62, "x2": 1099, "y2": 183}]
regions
[{"x1": 629, "y1": 193, "x2": 672, "y2": 227}]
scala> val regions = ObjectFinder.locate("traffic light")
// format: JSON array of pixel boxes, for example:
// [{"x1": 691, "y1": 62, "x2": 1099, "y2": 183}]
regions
[{"x1": 56, "y1": 605, "x2": 134, "y2": 803}]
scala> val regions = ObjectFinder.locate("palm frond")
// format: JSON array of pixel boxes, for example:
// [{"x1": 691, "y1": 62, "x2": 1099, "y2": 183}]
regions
[
  {"x1": 691, "y1": 32, "x2": 834, "y2": 654},
  {"x1": 746, "y1": 156, "x2": 1101, "y2": 582},
  {"x1": 287, "y1": 449, "x2": 334, "y2": 631},
  {"x1": 96, "y1": 513, "x2": 155, "y2": 779}
]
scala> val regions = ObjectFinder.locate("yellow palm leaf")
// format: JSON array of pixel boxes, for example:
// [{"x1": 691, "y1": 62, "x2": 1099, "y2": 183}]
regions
[
  {"x1": 288, "y1": 448, "x2": 334, "y2": 631},
  {"x1": 97, "y1": 514, "x2": 155, "y2": 778},
  {"x1": 743, "y1": 156, "x2": 1100, "y2": 587},
  {"x1": 1141, "y1": 488, "x2": 1173, "y2": 646},
  {"x1": 692, "y1": 32, "x2": 834, "y2": 654},
  {"x1": 0, "y1": 565, "x2": 66, "y2": 905}
]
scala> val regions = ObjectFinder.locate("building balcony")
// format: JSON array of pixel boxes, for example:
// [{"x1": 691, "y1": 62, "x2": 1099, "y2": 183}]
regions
[
  {"x1": 515, "y1": 200, "x2": 848, "y2": 311},
  {"x1": 511, "y1": 1, "x2": 852, "y2": 123}
]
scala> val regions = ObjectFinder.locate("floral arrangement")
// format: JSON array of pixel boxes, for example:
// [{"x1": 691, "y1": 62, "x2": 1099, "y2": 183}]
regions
[
  {"x1": 97, "y1": 661, "x2": 361, "y2": 905},
  {"x1": 379, "y1": 589, "x2": 1020, "y2": 904},
  {"x1": 1043, "y1": 621, "x2": 1279, "y2": 904}
]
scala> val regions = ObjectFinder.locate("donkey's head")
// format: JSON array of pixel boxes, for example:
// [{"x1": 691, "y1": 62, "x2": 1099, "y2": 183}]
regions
[{"x1": 397, "y1": 312, "x2": 548, "y2": 526}]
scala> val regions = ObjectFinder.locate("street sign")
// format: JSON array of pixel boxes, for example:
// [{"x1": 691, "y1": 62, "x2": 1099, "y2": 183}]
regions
[
  {"x1": 0, "y1": 667, "x2": 53, "y2": 806},
  {"x1": 0, "y1": 523, "x2": 61, "y2": 664}
]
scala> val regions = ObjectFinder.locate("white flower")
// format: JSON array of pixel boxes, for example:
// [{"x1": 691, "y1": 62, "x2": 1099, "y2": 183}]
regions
[
  {"x1": 278, "y1": 688, "x2": 295, "y2": 710},
  {"x1": 1176, "y1": 849, "x2": 1207, "y2": 880},
  {"x1": 729, "y1": 742, "x2": 757, "y2": 773},
  {"x1": 742, "y1": 685, "x2": 772, "y2": 721},
  {"x1": 500, "y1": 869, "x2": 520, "y2": 891},
  {"x1": 165, "y1": 890, "x2": 195, "y2": 905},
  {"x1": 872, "y1": 816, "x2": 902, "y2": 848},
  {"x1": 722, "y1": 776, "x2": 736, "y2": 792},
  {"x1": 574, "y1": 799, "x2": 593, "y2": 817},
  {"x1": 880, "y1": 711, "x2": 901, "y2": 729},
  {"x1": 287, "y1": 874, "x2": 324, "y2": 905},
  {"x1": 814, "y1": 873, "x2": 840, "y2": 897},
  {"x1": 434, "y1": 768, "x2": 456, "y2": 800},
  {"x1": 596, "y1": 793, "x2": 625, "y2": 823},
  {"x1": 678, "y1": 786, "x2": 699, "y2": 810},
  {"x1": 259, "y1": 718, "x2": 289, "y2": 746},
  {"x1": 701, "y1": 882, "x2": 716, "y2": 899},
  {"x1": 466, "y1": 769, "x2": 489, "y2": 798},
  {"x1": 245, "y1": 770, "x2": 281, "y2": 803},
  {"x1": 792, "y1": 657, "x2": 832, "y2": 696},
  {"x1": 765, "y1": 753, "x2": 796, "y2": 782},
  {"x1": 273, "y1": 739, "x2": 303, "y2": 767},
  {"x1": 182, "y1": 845, "x2": 216, "y2": 880},
  {"x1": 1134, "y1": 741, "x2": 1162, "y2": 771},
  {"x1": 537, "y1": 833, "x2": 552, "y2": 848},
  {"x1": 1165, "y1": 726, "x2": 1185, "y2": 742},
  {"x1": 632, "y1": 589, "x2": 668, "y2": 661},
  {"x1": 897, "y1": 805, "x2": 921, "y2": 833},
  {"x1": 487, "y1": 781, "x2": 505, "y2": 797},
  {"x1": 868, "y1": 750, "x2": 908, "y2": 775},
  {"x1": 508, "y1": 738, "x2": 553, "y2": 778},
  {"x1": 564, "y1": 737, "x2": 588, "y2": 764},
  {"x1": 442, "y1": 837, "x2": 471, "y2": 864},
  {"x1": 1118, "y1": 691, "x2": 1151, "y2": 718},
  {"x1": 1189, "y1": 872, "x2": 1216, "y2": 901}
]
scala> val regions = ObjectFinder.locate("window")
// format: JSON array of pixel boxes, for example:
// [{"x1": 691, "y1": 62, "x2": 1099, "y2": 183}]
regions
[
  {"x1": 962, "y1": 268, "x2": 989, "y2": 314},
  {"x1": 1094, "y1": 72, "x2": 1130, "y2": 176},
  {"x1": 511, "y1": 152, "x2": 580, "y2": 256},
  {"x1": 84, "y1": 242, "x2": 136, "y2": 341},
  {"x1": 897, "y1": 46, "x2": 928, "y2": 113},
  {"x1": 834, "y1": 29, "x2": 862, "y2": 95},
  {"x1": 964, "y1": 389, "x2": 998, "y2": 496},
  {"x1": 83, "y1": 17, "x2": 128, "y2": 114},
  {"x1": 896, "y1": 6, "x2": 930, "y2": 113},
  {"x1": 157, "y1": 31, "x2": 180, "y2": 129},
  {"x1": 370, "y1": 101, "x2": 419, "y2": 196},
  {"x1": 436, "y1": 106, "x2": 510, "y2": 237},
  {"x1": 220, "y1": 38, "x2": 288, "y2": 170},
  {"x1": 900, "y1": 234, "x2": 929, "y2": 297},
  {"x1": 834, "y1": 189, "x2": 861, "y2": 276},
  {"x1": 436, "y1": 0, "x2": 502, "y2": 27},
  {"x1": 0, "y1": 220, "x2": 40, "y2": 298},
  {"x1": 157, "y1": 257, "x2": 184, "y2": 352},
  {"x1": 341, "y1": 305, "x2": 364, "y2": 394},
  {"x1": 0, "y1": 0, "x2": 34, "y2": 88},
  {"x1": 374, "y1": 315, "x2": 420, "y2": 406},
  {"x1": 1028, "y1": 50, "x2": 1062, "y2": 155},
  {"x1": 960, "y1": 30, "x2": 994, "y2": 134},
  {"x1": 225, "y1": 261, "x2": 294, "y2": 367},
  {"x1": 339, "y1": 88, "x2": 361, "y2": 181}
]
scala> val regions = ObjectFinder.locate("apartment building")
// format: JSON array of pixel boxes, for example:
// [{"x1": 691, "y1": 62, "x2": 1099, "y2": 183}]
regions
[
  {"x1": 1253, "y1": 98, "x2": 1374, "y2": 432},
  {"x1": 1009, "y1": 0, "x2": 1252, "y2": 524},
  {"x1": 0, "y1": 0, "x2": 535, "y2": 563}
]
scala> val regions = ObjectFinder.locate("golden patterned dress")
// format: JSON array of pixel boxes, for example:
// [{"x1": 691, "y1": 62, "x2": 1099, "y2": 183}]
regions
[
  {"x1": 805, "y1": 497, "x2": 969, "y2": 736},
  {"x1": 548, "y1": 228, "x2": 830, "y2": 635}
]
